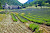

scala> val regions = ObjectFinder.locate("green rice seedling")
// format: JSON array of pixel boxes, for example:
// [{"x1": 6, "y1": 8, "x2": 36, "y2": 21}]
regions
[
  {"x1": 29, "y1": 23, "x2": 34, "y2": 29},
  {"x1": 38, "y1": 16, "x2": 41, "y2": 17},
  {"x1": 33, "y1": 15, "x2": 37, "y2": 17},
  {"x1": 22, "y1": 16, "x2": 34, "y2": 21},
  {"x1": 11, "y1": 13, "x2": 17, "y2": 22},
  {"x1": 29, "y1": 23, "x2": 39, "y2": 31},
  {"x1": 20, "y1": 15, "x2": 45, "y2": 24},
  {"x1": 43, "y1": 19, "x2": 50, "y2": 22},
  {"x1": 45, "y1": 22, "x2": 50, "y2": 25},
  {"x1": 25, "y1": 15, "x2": 36, "y2": 19},
  {"x1": 34, "y1": 20, "x2": 44, "y2": 24},
  {"x1": 15, "y1": 14, "x2": 28, "y2": 23},
  {"x1": 35, "y1": 18, "x2": 42, "y2": 20}
]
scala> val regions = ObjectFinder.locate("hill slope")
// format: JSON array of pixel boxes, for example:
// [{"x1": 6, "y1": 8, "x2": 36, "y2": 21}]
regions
[
  {"x1": 0, "y1": 0, "x2": 22, "y2": 5},
  {"x1": 25, "y1": 0, "x2": 34, "y2": 4}
]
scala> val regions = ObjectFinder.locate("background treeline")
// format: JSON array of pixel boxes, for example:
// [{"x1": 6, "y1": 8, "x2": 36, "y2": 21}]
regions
[
  {"x1": 0, "y1": 0, "x2": 50, "y2": 9},
  {"x1": 0, "y1": 0, "x2": 22, "y2": 9},
  {"x1": 22, "y1": 0, "x2": 50, "y2": 7},
  {"x1": 0, "y1": 2, "x2": 2, "y2": 9}
]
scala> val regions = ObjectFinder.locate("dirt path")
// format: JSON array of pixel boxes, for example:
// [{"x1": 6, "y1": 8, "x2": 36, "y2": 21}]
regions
[{"x1": 0, "y1": 22, "x2": 32, "y2": 33}]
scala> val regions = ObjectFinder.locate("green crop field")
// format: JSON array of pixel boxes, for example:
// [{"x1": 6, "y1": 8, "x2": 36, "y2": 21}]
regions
[
  {"x1": 0, "y1": 0, "x2": 50, "y2": 33},
  {"x1": 9, "y1": 8, "x2": 50, "y2": 33},
  {"x1": 0, "y1": 8, "x2": 50, "y2": 33}
]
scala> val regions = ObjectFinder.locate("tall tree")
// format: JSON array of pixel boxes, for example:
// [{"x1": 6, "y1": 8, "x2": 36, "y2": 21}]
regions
[{"x1": 0, "y1": 2, "x2": 1, "y2": 8}]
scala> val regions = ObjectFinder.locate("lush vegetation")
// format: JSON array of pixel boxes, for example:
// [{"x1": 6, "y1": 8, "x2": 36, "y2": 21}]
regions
[
  {"x1": 0, "y1": 2, "x2": 2, "y2": 9},
  {"x1": 11, "y1": 13, "x2": 17, "y2": 22},
  {"x1": 0, "y1": 0, "x2": 22, "y2": 5},
  {"x1": 22, "y1": 0, "x2": 50, "y2": 7}
]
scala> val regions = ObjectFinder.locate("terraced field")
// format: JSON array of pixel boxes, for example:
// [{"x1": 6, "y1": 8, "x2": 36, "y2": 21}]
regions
[{"x1": 0, "y1": 8, "x2": 50, "y2": 33}]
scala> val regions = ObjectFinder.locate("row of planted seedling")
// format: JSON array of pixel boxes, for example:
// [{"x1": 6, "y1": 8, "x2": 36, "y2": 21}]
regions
[
  {"x1": 14, "y1": 13, "x2": 28, "y2": 23},
  {"x1": 10, "y1": 13, "x2": 17, "y2": 22},
  {"x1": 29, "y1": 23, "x2": 42, "y2": 33},
  {"x1": 26, "y1": 15, "x2": 50, "y2": 26},
  {"x1": 15, "y1": 13, "x2": 41, "y2": 32},
  {"x1": 20, "y1": 14, "x2": 44, "y2": 24},
  {"x1": 11, "y1": 13, "x2": 44, "y2": 33},
  {"x1": 20, "y1": 14, "x2": 50, "y2": 26}
]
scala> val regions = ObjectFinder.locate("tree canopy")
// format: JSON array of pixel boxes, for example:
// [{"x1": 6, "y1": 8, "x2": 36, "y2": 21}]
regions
[{"x1": 23, "y1": 0, "x2": 50, "y2": 7}]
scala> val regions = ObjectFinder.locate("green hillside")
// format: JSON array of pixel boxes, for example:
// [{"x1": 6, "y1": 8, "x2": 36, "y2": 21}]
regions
[
  {"x1": 0, "y1": 0, "x2": 22, "y2": 5},
  {"x1": 23, "y1": 0, "x2": 50, "y2": 7}
]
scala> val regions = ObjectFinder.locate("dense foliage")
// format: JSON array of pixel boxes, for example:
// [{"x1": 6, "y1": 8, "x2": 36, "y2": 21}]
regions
[
  {"x1": 23, "y1": 0, "x2": 50, "y2": 7},
  {"x1": 0, "y1": 0, "x2": 22, "y2": 5},
  {"x1": 0, "y1": 2, "x2": 2, "y2": 9}
]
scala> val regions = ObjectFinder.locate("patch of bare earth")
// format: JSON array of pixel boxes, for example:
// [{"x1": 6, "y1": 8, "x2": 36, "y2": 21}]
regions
[{"x1": 0, "y1": 22, "x2": 32, "y2": 33}]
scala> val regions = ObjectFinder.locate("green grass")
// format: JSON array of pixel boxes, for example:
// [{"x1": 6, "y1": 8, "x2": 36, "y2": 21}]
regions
[{"x1": 11, "y1": 13, "x2": 17, "y2": 22}]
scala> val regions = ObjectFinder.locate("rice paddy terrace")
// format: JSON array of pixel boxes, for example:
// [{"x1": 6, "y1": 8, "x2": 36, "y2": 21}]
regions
[{"x1": 0, "y1": 8, "x2": 50, "y2": 33}]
